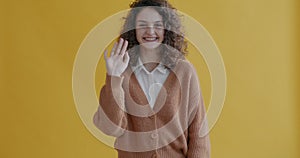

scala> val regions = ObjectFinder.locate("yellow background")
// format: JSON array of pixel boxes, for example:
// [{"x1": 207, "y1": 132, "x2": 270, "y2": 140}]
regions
[{"x1": 1, "y1": 0, "x2": 299, "y2": 157}]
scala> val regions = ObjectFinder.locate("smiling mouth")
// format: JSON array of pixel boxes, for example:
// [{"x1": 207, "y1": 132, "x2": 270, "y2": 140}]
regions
[{"x1": 143, "y1": 37, "x2": 159, "y2": 42}]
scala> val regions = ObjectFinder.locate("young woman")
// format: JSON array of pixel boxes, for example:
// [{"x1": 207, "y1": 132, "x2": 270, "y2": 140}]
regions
[{"x1": 93, "y1": 0, "x2": 210, "y2": 157}]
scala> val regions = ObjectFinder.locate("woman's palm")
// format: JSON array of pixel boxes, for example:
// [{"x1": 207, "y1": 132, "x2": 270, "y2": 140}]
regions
[{"x1": 104, "y1": 38, "x2": 130, "y2": 77}]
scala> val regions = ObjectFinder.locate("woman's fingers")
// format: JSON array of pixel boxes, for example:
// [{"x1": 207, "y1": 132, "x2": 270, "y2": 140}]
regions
[
  {"x1": 111, "y1": 42, "x2": 117, "y2": 56},
  {"x1": 124, "y1": 51, "x2": 130, "y2": 64},
  {"x1": 115, "y1": 38, "x2": 124, "y2": 56},
  {"x1": 106, "y1": 38, "x2": 128, "y2": 62},
  {"x1": 120, "y1": 40, "x2": 128, "y2": 56}
]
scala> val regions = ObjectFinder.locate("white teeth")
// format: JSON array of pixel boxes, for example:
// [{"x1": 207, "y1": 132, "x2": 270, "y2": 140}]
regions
[{"x1": 144, "y1": 37, "x2": 157, "y2": 41}]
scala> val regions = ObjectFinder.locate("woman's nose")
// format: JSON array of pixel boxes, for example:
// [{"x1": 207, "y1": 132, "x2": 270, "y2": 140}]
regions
[{"x1": 145, "y1": 26, "x2": 155, "y2": 34}]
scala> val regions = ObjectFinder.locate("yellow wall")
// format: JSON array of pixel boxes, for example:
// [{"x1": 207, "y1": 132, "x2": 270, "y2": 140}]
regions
[{"x1": 1, "y1": 0, "x2": 299, "y2": 157}]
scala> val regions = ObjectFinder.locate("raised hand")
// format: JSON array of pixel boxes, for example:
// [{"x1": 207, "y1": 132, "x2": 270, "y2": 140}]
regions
[{"x1": 104, "y1": 38, "x2": 130, "y2": 77}]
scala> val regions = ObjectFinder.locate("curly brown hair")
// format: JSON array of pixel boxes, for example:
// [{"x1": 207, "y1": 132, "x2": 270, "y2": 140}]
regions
[{"x1": 119, "y1": 0, "x2": 188, "y2": 69}]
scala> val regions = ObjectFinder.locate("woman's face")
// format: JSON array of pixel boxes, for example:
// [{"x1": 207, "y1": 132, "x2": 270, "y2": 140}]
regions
[{"x1": 135, "y1": 7, "x2": 164, "y2": 50}]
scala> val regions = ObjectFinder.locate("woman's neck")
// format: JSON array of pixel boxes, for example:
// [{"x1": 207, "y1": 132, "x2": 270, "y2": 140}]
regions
[
  {"x1": 139, "y1": 46, "x2": 162, "y2": 64},
  {"x1": 139, "y1": 46, "x2": 162, "y2": 72}
]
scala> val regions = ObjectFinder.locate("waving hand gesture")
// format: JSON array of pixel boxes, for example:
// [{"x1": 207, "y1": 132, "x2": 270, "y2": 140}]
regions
[{"x1": 104, "y1": 38, "x2": 130, "y2": 77}]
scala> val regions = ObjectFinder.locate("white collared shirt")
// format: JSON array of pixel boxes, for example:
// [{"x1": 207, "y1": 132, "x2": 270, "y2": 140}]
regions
[{"x1": 131, "y1": 58, "x2": 170, "y2": 109}]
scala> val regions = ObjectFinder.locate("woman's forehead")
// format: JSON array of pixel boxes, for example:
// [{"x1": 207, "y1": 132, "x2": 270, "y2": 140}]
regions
[
  {"x1": 136, "y1": 20, "x2": 163, "y2": 23},
  {"x1": 135, "y1": 7, "x2": 163, "y2": 22}
]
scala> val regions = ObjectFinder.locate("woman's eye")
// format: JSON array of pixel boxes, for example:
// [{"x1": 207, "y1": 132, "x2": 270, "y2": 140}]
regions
[
  {"x1": 136, "y1": 24, "x2": 164, "y2": 29},
  {"x1": 137, "y1": 25, "x2": 147, "y2": 28},
  {"x1": 154, "y1": 24, "x2": 164, "y2": 29}
]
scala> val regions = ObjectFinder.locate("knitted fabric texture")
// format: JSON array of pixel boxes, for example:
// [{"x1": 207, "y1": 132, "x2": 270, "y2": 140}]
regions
[{"x1": 93, "y1": 59, "x2": 210, "y2": 158}]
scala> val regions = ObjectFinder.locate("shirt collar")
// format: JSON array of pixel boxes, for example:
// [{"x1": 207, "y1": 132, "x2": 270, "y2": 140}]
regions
[{"x1": 132, "y1": 57, "x2": 168, "y2": 74}]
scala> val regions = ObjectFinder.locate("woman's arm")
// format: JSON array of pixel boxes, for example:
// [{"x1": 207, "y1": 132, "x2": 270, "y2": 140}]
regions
[
  {"x1": 187, "y1": 93, "x2": 210, "y2": 158},
  {"x1": 186, "y1": 63, "x2": 211, "y2": 158},
  {"x1": 93, "y1": 74, "x2": 128, "y2": 137},
  {"x1": 93, "y1": 38, "x2": 130, "y2": 137}
]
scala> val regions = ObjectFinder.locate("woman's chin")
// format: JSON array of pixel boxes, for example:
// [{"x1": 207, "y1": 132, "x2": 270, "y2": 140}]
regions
[{"x1": 140, "y1": 42, "x2": 161, "y2": 50}]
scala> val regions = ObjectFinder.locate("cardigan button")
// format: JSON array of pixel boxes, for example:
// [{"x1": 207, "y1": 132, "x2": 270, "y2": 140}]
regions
[
  {"x1": 151, "y1": 153, "x2": 157, "y2": 158},
  {"x1": 151, "y1": 132, "x2": 158, "y2": 139}
]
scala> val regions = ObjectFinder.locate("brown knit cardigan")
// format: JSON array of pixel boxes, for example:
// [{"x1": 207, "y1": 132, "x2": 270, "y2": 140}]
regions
[{"x1": 93, "y1": 59, "x2": 210, "y2": 158}]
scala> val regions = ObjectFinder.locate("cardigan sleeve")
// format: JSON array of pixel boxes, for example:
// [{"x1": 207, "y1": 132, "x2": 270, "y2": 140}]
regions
[
  {"x1": 93, "y1": 74, "x2": 128, "y2": 137},
  {"x1": 186, "y1": 66, "x2": 211, "y2": 158},
  {"x1": 187, "y1": 93, "x2": 211, "y2": 158}
]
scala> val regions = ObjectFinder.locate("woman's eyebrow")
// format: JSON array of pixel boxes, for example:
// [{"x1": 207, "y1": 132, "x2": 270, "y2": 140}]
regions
[{"x1": 136, "y1": 20, "x2": 163, "y2": 23}]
